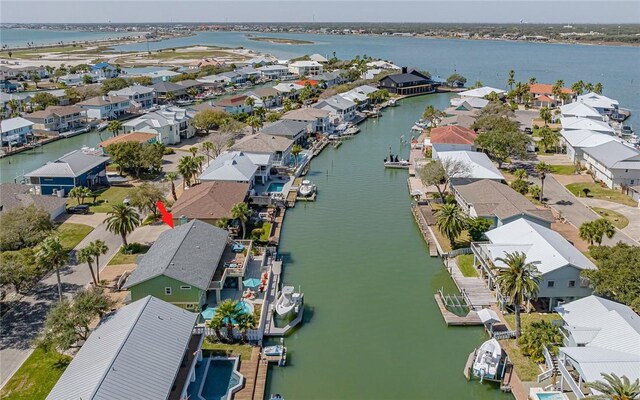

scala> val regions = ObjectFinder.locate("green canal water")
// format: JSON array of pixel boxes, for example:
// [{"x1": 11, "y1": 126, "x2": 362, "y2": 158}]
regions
[{"x1": 266, "y1": 94, "x2": 511, "y2": 399}]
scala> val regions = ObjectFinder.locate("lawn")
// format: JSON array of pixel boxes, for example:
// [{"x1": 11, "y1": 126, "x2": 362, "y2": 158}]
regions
[
  {"x1": 201, "y1": 341, "x2": 254, "y2": 360},
  {"x1": 591, "y1": 207, "x2": 629, "y2": 229},
  {"x1": 108, "y1": 245, "x2": 150, "y2": 265},
  {"x1": 456, "y1": 254, "x2": 478, "y2": 277},
  {"x1": 66, "y1": 186, "x2": 133, "y2": 213},
  {"x1": 260, "y1": 222, "x2": 272, "y2": 242},
  {"x1": 548, "y1": 164, "x2": 576, "y2": 175},
  {"x1": 57, "y1": 223, "x2": 94, "y2": 251},
  {"x1": 432, "y1": 226, "x2": 471, "y2": 252},
  {"x1": 0, "y1": 347, "x2": 71, "y2": 400},
  {"x1": 565, "y1": 182, "x2": 637, "y2": 207}
]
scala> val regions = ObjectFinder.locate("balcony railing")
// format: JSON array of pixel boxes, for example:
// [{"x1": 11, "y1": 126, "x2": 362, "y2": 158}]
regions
[
  {"x1": 208, "y1": 240, "x2": 253, "y2": 290},
  {"x1": 558, "y1": 360, "x2": 586, "y2": 399}
]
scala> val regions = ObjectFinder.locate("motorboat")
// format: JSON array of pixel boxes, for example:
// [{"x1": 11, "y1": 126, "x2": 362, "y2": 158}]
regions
[
  {"x1": 344, "y1": 125, "x2": 360, "y2": 135},
  {"x1": 384, "y1": 154, "x2": 411, "y2": 169},
  {"x1": 60, "y1": 125, "x2": 91, "y2": 138},
  {"x1": 472, "y1": 338, "x2": 503, "y2": 382},
  {"x1": 275, "y1": 286, "x2": 303, "y2": 316},
  {"x1": 269, "y1": 394, "x2": 285, "y2": 400},
  {"x1": 414, "y1": 119, "x2": 430, "y2": 129},
  {"x1": 328, "y1": 134, "x2": 341, "y2": 140},
  {"x1": 263, "y1": 345, "x2": 285, "y2": 357},
  {"x1": 95, "y1": 122, "x2": 108, "y2": 131},
  {"x1": 388, "y1": 98, "x2": 398, "y2": 107},
  {"x1": 298, "y1": 180, "x2": 316, "y2": 197}
]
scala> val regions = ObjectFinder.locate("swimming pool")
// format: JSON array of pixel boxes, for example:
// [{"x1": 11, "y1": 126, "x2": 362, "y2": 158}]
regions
[
  {"x1": 532, "y1": 391, "x2": 570, "y2": 400},
  {"x1": 267, "y1": 182, "x2": 285, "y2": 193},
  {"x1": 201, "y1": 301, "x2": 255, "y2": 322},
  {"x1": 187, "y1": 357, "x2": 244, "y2": 400}
]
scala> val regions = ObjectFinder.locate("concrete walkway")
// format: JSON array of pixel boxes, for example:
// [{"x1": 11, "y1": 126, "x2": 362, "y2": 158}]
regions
[{"x1": 577, "y1": 197, "x2": 640, "y2": 244}]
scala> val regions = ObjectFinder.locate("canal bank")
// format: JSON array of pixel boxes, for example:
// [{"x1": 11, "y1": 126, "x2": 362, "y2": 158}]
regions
[{"x1": 266, "y1": 94, "x2": 512, "y2": 399}]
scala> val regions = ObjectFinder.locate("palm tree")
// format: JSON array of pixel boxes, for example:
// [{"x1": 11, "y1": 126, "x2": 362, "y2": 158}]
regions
[
  {"x1": 507, "y1": 69, "x2": 515, "y2": 91},
  {"x1": 231, "y1": 202, "x2": 251, "y2": 239},
  {"x1": 539, "y1": 107, "x2": 552, "y2": 127},
  {"x1": 246, "y1": 116, "x2": 263, "y2": 135},
  {"x1": 104, "y1": 204, "x2": 140, "y2": 247},
  {"x1": 529, "y1": 77, "x2": 537, "y2": 84},
  {"x1": 434, "y1": 203, "x2": 466, "y2": 248},
  {"x1": 593, "y1": 83, "x2": 603, "y2": 95},
  {"x1": 165, "y1": 172, "x2": 179, "y2": 201},
  {"x1": 194, "y1": 155, "x2": 206, "y2": 175},
  {"x1": 207, "y1": 314, "x2": 224, "y2": 342},
  {"x1": 494, "y1": 251, "x2": 541, "y2": 338},
  {"x1": 244, "y1": 96, "x2": 255, "y2": 113},
  {"x1": 216, "y1": 218, "x2": 230, "y2": 230},
  {"x1": 535, "y1": 162, "x2": 552, "y2": 202},
  {"x1": 580, "y1": 221, "x2": 598, "y2": 246},
  {"x1": 177, "y1": 155, "x2": 199, "y2": 188},
  {"x1": 201, "y1": 141, "x2": 214, "y2": 163},
  {"x1": 592, "y1": 218, "x2": 616, "y2": 245},
  {"x1": 107, "y1": 120, "x2": 123, "y2": 137},
  {"x1": 290, "y1": 144, "x2": 303, "y2": 168},
  {"x1": 422, "y1": 105, "x2": 446, "y2": 128},
  {"x1": 585, "y1": 373, "x2": 640, "y2": 400},
  {"x1": 77, "y1": 247, "x2": 98, "y2": 286},
  {"x1": 36, "y1": 236, "x2": 70, "y2": 302},
  {"x1": 90, "y1": 239, "x2": 109, "y2": 283},
  {"x1": 236, "y1": 312, "x2": 257, "y2": 343},
  {"x1": 215, "y1": 299, "x2": 240, "y2": 342},
  {"x1": 514, "y1": 169, "x2": 528, "y2": 180},
  {"x1": 7, "y1": 99, "x2": 20, "y2": 116},
  {"x1": 188, "y1": 146, "x2": 198, "y2": 156}
]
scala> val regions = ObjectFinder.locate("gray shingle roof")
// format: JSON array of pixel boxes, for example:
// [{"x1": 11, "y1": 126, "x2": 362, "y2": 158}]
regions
[
  {"x1": 0, "y1": 183, "x2": 67, "y2": 215},
  {"x1": 151, "y1": 81, "x2": 185, "y2": 93},
  {"x1": 124, "y1": 220, "x2": 229, "y2": 290},
  {"x1": 25, "y1": 149, "x2": 109, "y2": 178},
  {"x1": 46, "y1": 296, "x2": 197, "y2": 400},
  {"x1": 315, "y1": 95, "x2": 356, "y2": 111},
  {"x1": 260, "y1": 119, "x2": 310, "y2": 137}
]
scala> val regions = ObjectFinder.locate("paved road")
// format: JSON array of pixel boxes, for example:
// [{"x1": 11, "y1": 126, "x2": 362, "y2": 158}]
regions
[{"x1": 577, "y1": 197, "x2": 640, "y2": 244}]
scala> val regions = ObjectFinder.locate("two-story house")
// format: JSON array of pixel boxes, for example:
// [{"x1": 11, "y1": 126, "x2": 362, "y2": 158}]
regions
[
  {"x1": 25, "y1": 105, "x2": 85, "y2": 132},
  {"x1": 123, "y1": 106, "x2": 194, "y2": 145},
  {"x1": 581, "y1": 140, "x2": 640, "y2": 189},
  {"x1": 288, "y1": 60, "x2": 323, "y2": 76},
  {"x1": 315, "y1": 95, "x2": 357, "y2": 123},
  {"x1": 378, "y1": 67, "x2": 434, "y2": 96},
  {"x1": 230, "y1": 133, "x2": 295, "y2": 168},
  {"x1": 281, "y1": 107, "x2": 331, "y2": 133},
  {"x1": 109, "y1": 85, "x2": 156, "y2": 110},
  {"x1": 1, "y1": 116, "x2": 33, "y2": 148},
  {"x1": 77, "y1": 95, "x2": 131, "y2": 120}
]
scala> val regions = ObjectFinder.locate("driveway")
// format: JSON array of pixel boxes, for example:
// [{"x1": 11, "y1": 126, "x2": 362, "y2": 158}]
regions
[
  {"x1": 55, "y1": 212, "x2": 108, "y2": 228},
  {"x1": 577, "y1": 197, "x2": 640, "y2": 244}
]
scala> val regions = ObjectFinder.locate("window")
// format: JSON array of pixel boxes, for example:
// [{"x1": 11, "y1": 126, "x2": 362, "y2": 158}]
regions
[
  {"x1": 547, "y1": 281, "x2": 555, "y2": 288},
  {"x1": 568, "y1": 280, "x2": 576, "y2": 288},
  {"x1": 164, "y1": 287, "x2": 172, "y2": 295},
  {"x1": 186, "y1": 303, "x2": 194, "y2": 309},
  {"x1": 180, "y1": 285, "x2": 191, "y2": 290}
]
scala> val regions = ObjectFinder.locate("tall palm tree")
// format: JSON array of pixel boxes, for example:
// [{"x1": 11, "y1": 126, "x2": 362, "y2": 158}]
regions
[
  {"x1": 593, "y1": 218, "x2": 616, "y2": 245},
  {"x1": 290, "y1": 144, "x2": 302, "y2": 168},
  {"x1": 514, "y1": 169, "x2": 528, "y2": 180},
  {"x1": 236, "y1": 312, "x2": 257, "y2": 343},
  {"x1": 434, "y1": 203, "x2": 466, "y2": 248},
  {"x1": 231, "y1": 202, "x2": 251, "y2": 239},
  {"x1": 585, "y1": 373, "x2": 640, "y2": 400},
  {"x1": 580, "y1": 221, "x2": 598, "y2": 246},
  {"x1": 36, "y1": 236, "x2": 70, "y2": 302},
  {"x1": 494, "y1": 251, "x2": 541, "y2": 338},
  {"x1": 165, "y1": 171, "x2": 179, "y2": 201},
  {"x1": 207, "y1": 314, "x2": 224, "y2": 342},
  {"x1": 539, "y1": 107, "x2": 552, "y2": 127},
  {"x1": 246, "y1": 116, "x2": 263, "y2": 135},
  {"x1": 104, "y1": 204, "x2": 140, "y2": 247},
  {"x1": 535, "y1": 162, "x2": 552, "y2": 202},
  {"x1": 194, "y1": 155, "x2": 206, "y2": 175},
  {"x1": 215, "y1": 299, "x2": 240, "y2": 342},
  {"x1": 201, "y1": 141, "x2": 214, "y2": 163},
  {"x1": 7, "y1": 99, "x2": 20, "y2": 116},
  {"x1": 107, "y1": 120, "x2": 123, "y2": 137},
  {"x1": 244, "y1": 96, "x2": 255, "y2": 113},
  {"x1": 90, "y1": 239, "x2": 109, "y2": 283},
  {"x1": 507, "y1": 69, "x2": 515, "y2": 91},
  {"x1": 177, "y1": 155, "x2": 199, "y2": 188},
  {"x1": 77, "y1": 247, "x2": 98, "y2": 286}
]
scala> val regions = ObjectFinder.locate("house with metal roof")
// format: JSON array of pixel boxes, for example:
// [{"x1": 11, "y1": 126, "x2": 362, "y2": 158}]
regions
[
  {"x1": 450, "y1": 97, "x2": 490, "y2": 110},
  {"x1": 552, "y1": 296, "x2": 640, "y2": 399},
  {"x1": 46, "y1": 296, "x2": 202, "y2": 400},
  {"x1": 581, "y1": 140, "x2": 640, "y2": 189},
  {"x1": 170, "y1": 181, "x2": 249, "y2": 226},
  {"x1": 24, "y1": 148, "x2": 109, "y2": 196},
  {"x1": 199, "y1": 151, "x2": 259, "y2": 185},
  {"x1": 288, "y1": 60, "x2": 323, "y2": 76},
  {"x1": 77, "y1": 95, "x2": 131, "y2": 120},
  {"x1": 257, "y1": 64, "x2": 291, "y2": 80},
  {"x1": 109, "y1": 85, "x2": 156, "y2": 110},
  {"x1": 378, "y1": 67, "x2": 434, "y2": 96},
  {"x1": 560, "y1": 102, "x2": 603, "y2": 121},
  {"x1": 1, "y1": 116, "x2": 33, "y2": 147},
  {"x1": 91, "y1": 62, "x2": 119, "y2": 78},
  {"x1": 123, "y1": 106, "x2": 194, "y2": 145},
  {"x1": 273, "y1": 82, "x2": 304, "y2": 98},
  {"x1": 458, "y1": 86, "x2": 506, "y2": 99},
  {"x1": 471, "y1": 218, "x2": 596, "y2": 311},
  {"x1": 281, "y1": 107, "x2": 331, "y2": 133},
  {"x1": 25, "y1": 105, "x2": 86, "y2": 132},
  {"x1": 260, "y1": 119, "x2": 311, "y2": 144},
  {"x1": 124, "y1": 220, "x2": 253, "y2": 308},
  {"x1": 560, "y1": 116, "x2": 615, "y2": 135},
  {"x1": 577, "y1": 92, "x2": 620, "y2": 116},
  {"x1": 315, "y1": 95, "x2": 357, "y2": 123},
  {"x1": 560, "y1": 129, "x2": 621, "y2": 163},
  {"x1": 436, "y1": 150, "x2": 504, "y2": 185}
]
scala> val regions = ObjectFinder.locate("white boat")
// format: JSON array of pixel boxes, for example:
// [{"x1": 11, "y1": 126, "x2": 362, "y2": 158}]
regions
[
  {"x1": 298, "y1": 180, "x2": 316, "y2": 197},
  {"x1": 328, "y1": 134, "x2": 341, "y2": 140},
  {"x1": 414, "y1": 119, "x2": 430, "y2": 129},
  {"x1": 472, "y1": 338, "x2": 503, "y2": 382},
  {"x1": 95, "y1": 122, "x2": 108, "y2": 131},
  {"x1": 344, "y1": 125, "x2": 360, "y2": 135},
  {"x1": 275, "y1": 286, "x2": 303, "y2": 316},
  {"x1": 60, "y1": 125, "x2": 91, "y2": 138},
  {"x1": 384, "y1": 160, "x2": 411, "y2": 169},
  {"x1": 388, "y1": 98, "x2": 398, "y2": 107},
  {"x1": 263, "y1": 345, "x2": 285, "y2": 357},
  {"x1": 269, "y1": 394, "x2": 284, "y2": 400}
]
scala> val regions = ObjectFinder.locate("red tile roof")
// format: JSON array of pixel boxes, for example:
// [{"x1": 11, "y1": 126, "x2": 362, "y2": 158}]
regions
[
  {"x1": 529, "y1": 83, "x2": 573, "y2": 95},
  {"x1": 295, "y1": 79, "x2": 319, "y2": 87},
  {"x1": 536, "y1": 95, "x2": 555, "y2": 103},
  {"x1": 430, "y1": 125, "x2": 477, "y2": 145},
  {"x1": 216, "y1": 95, "x2": 248, "y2": 107}
]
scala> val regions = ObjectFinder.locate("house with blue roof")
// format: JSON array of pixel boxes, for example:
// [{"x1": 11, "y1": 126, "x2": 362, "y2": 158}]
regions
[
  {"x1": 91, "y1": 62, "x2": 119, "y2": 79},
  {"x1": 25, "y1": 149, "x2": 110, "y2": 196}
]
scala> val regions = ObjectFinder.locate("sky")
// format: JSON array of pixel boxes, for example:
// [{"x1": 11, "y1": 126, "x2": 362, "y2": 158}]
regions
[{"x1": 1, "y1": 1, "x2": 639, "y2": 24}]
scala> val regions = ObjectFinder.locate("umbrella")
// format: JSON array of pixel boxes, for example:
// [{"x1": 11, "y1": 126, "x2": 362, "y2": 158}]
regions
[
  {"x1": 200, "y1": 307, "x2": 216, "y2": 320},
  {"x1": 411, "y1": 189, "x2": 424, "y2": 197},
  {"x1": 243, "y1": 278, "x2": 262, "y2": 288}
]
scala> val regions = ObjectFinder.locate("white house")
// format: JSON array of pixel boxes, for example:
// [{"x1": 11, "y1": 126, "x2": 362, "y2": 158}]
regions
[
  {"x1": 25, "y1": 105, "x2": 85, "y2": 132},
  {"x1": 560, "y1": 129, "x2": 621, "y2": 163},
  {"x1": 139, "y1": 69, "x2": 181, "y2": 84},
  {"x1": 1, "y1": 116, "x2": 33, "y2": 147},
  {"x1": 315, "y1": 95, "x2": 357, "y2": 122},
  {"x1": 76, "y1": 95, "x2": 131, "y2": 120},
  {"x1": 58, "y1": 73, "x2": 93, "y2": 86},
  {"x1": 272, "y1": 82, "x2": 304, "y2": 98},
  {"x1": 257, "y1": 65, "x2": 291, "y2": 80},
  {"x1": 553, "y1": 296, "x2": 640, "y2": 399},
  {"x1": 90, "y1": 62, "x2": 119, "y2": 79},
  {"x1": 288, "y1": 60, "x2": 323, "y2": 76},
  {"x1": 230, "y1": 133, "x2": 295, "y2": 168},
  {"x1": 458, "y1": 86, "x2": 505, "y2": 99},
  {"x1": 436, "y1": 150, "x2": 504, "y2": 185},
  {"x1": 560, "y1": 117, "x2": 615, "y2": 135},
  {"x1": 199, "y1": 151, "x2": 258, "y2": 185},
  {"x1": 339, "y1": 85, "x2": 378, "y2": 109},
  {"x1": 471, "y1": 218, "x2": 596, "y2": 311},
  {"x1": 581, "y1": 140, "x2": 640, "y2": 189},
  {"x1": 450, "y1": 97, "x2": 490, "y2": 110},
  {"x1": 560, "y1": 102, "x2": 603, "y2": 120},
  {"x1": 365, "y1": 60, "x2": 401, "y2": 71},
  {"x1": 309, "y1": 53, "x2": 329, "y2": 63},
  {"x1": 109, "y1": 85, "x2": 156, "y2": 110},
  {"x1": 577, "y1": 92, "x2": 620, "y2": 115},
  {"x1": 123, "y1": 106, "x2": 194, "y2": 145}
]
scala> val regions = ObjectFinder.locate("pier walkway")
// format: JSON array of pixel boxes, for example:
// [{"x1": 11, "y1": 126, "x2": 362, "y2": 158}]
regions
[
  {"x1": 234, "y1": 347, "x2": 261, "y2": 400},
  {"x1": 447, "y1": 258, "x2": 496, "y2": 308},
  {"x1": 434, "y1": 293, "x2": 483, "y2": 326}
]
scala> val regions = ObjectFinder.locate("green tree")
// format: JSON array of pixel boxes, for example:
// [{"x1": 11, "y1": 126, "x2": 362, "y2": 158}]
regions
[
  {"x1": 177, "y1": 155, "x2": 199, "y2": 188},
  {"x1": 101, "y1": 77, "x2": 130, "y2": 94},
  {"x1": 140, "y1": 142, "x2": 164, "y2": 174},
  {"x1": 30, "y1": 71, "x2": 41, "y2": 89},
  {"x1": 434, "y1": 203, "x2": 466, "y2": 248},
  {"x1": 417, "y1": 158, "x2": 470, "y2": 202},
  {"x1": 446, "y1": 73, "x2": 467, "y2": 87},
  {"x1": 290, "y1": 144, "x2": 303, "y2": 168},
  {"x1": 128, "y1": 76, "x2": 152, "y2": 86},
  {"x1": 585, "y1": 373, "x2": 640, "y2": 400},
  {"x1": 76, "y1": 246, "x2": 98, "y2": 286},
  {"x1": 193, "y1": 109, "x2": 231, "y2": 132},
  {"x1": 266, "y1": 112, "x2": 281, "y2": 122},
  {"x1": 584, "y1": 243, "x2": 640, "y2": 310},
  {"x1": 571, "y1": 80, "x2": 585, "y2": 95},
  {"x1": 201, "y1": 141, "x2": 214, "y2": 163},
  {"x1": 7, "y1": 99, "x2": 21, "y2": 116},
  {"x1": 0, "y1": 248, "x2": 43, "y2": 294},
  {"x1": 466, "y1": 217, "x2": 492, "y2": 241},
  {"x1": 579, "y1": 221, "x2": 598, "y2": 246},
  {"x1": 31, "y1": 92, "x2": 59, "y2": 109},
  {"x1": 518, "y1": 320, "x2": 563, "y2": 363},
  {"x1": 421, "y1": 105, "x2": 446, "y2": 128},
  {"x1": 104, "y1": 204, "x2": 141, "y2": 247},
  {"x1": 215, "y1": 299, "x2": 241, "y2": 342},
  {"x1": 82, "y1": 74, "x2": 93, "y2": 85},
  {"x1": 283, "y1": 98, "x2": 293, "y2": 112},
  {"x1": 164, "y1": 171, "x2": 179, "y2": 201},
  {"x1": 89, "y1": 239, "x2": 109, "y2": 283},
  {"x1": 535, "y1": 161, "x2": 552, "y2": 202},
  {"x1": 539, "y1": 127, "x2": 559, "y2": 153},
  {"x1": 68, "y1": 186, "x2": 92, "y2": 205},
  {"x1": 529, "y1": 185, "x2": 541, "y2": 200},
  {"x1": 514, "y1": 169, "x2": 528, "y2": 180},
  {"x1": 231, "y1": 202, "x2": 252, "y2": 239},
  {"x1": 0, "y1": 205, "x2": 54, "y2": 251},
  {"x1": 494, "y1": 251, "x2": 541, "y2": 338},
  {"x1": 539, "y1": 107, "x2": 552, "y2": 126},
  {"x1": 107, "y1": 120, "x2": 123, "y2": 137},
  {"x1": 246, "y1": 115, "x2": 263, "y2": 135},
  {"x1": 475, "y1": 119, "x2": 529, "y2": 168},
  {"x1": 507, "y1": 69, "x2": 515, "y2": 91},
  {"x1": 236, "y1": 312, "x2": 257, "y2": 343},
  {"x1": 581, "y1": 218, "x2": 616, "y2": 246},
  {"x1": 64, "y1": 87, "x2": 81, "y2": 104},
  {"x1": 36, "y1": 236, "x2": 70, "y2": 302},
  {"x1": 593, "y1": 82, "x2": 603, "y2": 95},
  {"x1": 128, "y1": 182, "x2": 166, "y2": 217},
  {"x1": 206, "y1": 314, "x2": 224, "y2": 342},
  {"x1": 106, "y1": 141, "x2": 142, "y2": 176},
  {"x1": 511, "y1": 179, "x2": 530, "y2": 195}
]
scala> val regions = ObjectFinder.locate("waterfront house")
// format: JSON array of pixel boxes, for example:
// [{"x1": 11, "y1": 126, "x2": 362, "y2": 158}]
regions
[
  {"x1": 142, "y1": 69, "x2": 182, "y2": 84},
  {"x1": 560, "y1": 116, "x2": 615, "y2": 135},
  {"x1": 199, "y1": 151, "x2": 258, "y2": 186},
  {"x1": 435, "y1": 150, "x2": 504, "y2": 185},
  {"x1": 47, "y1": 296, "x2": 202, "y2": 400},
  {"x1": 57, "y1": 73, "x2": 98, "y2": 86},
  {"x1": 453, "y1": 179, "x2": 554, "y2": 228},
  {"x1": 99, "y1": 131, "x2": 158, "y2": 151},
  {"x1": 315, "y1": 95, "x2": 357, "y2": 122},
  {"x1": 378, "y1": 67, "x2": 434, "y2": 95},
  {"x1": 471, "y1": 218, "x2": 596, "y2": 312},
  {"x1": 309, "y1": 53, "x2": 329, "y2": 63},
  {"x1": 366, "y1": 60, "x2": 401, "y2": 71},
  {"x1": 560, "y1": 102, "x2": 603, "y2": 120},
  {"x1": 0, "y1": 79, "x2": 19, "y2": 94},
  {"x1": 281, "y1": 107, "x2": 331, "y2": 133},
  {"x1": 176, "y1": 79, "x2": 205, "y2": 95},
  {"x1": 235, "y1": 66, "x2": 261, "y2": 81},
  {"x1": 230, "y1": 133, "x2": 295, "y2": 167},
  {"x1": 458, "y1": 86, "x2": 505, "y2": 99},
  {"x1": 577, "y1": 92, "x2": 620, "y2": 116},
  {"x1": 109, "y1": 85, "x2": 156, "y2": 110},
  {"x1": 553, "y1": 296, "x2": 640, "y2": 399},
  {"x1": 581, "y1": 140, "x2": 640, "y2": 189},
  {"x1": 450, "y1": 97, "x2": 489, "y2": 110},
  {"x1": 339, "y1": 86, "x2": 378, "y2": 109},
  {"x1": 314, "y1": 71, "x2": 342, "y2": 87},
  {"x1": 90, "y1": 62, "x2": 119, "y2": 79},
  {"x1": 170, "y1": 181, "x2": 250, "y2": 225},
  {"x1": 1, "y1": 116, "x2": 33, "y2": 147},
  {"x1": 426, "y1": 125, "x2": 477, "y2": 158},
  {"x1": 25, "y1": 105, "x2": 85, "y2": 132},
  {"x1": 260, "y1": 119, "x2": 311, "y2": 144},
  {"x1": 124, "y1": 219, "x2": 253, "y2": 307},
  {"x1": 25, "y1": 148, "x2": 109, "y2": 196},
  {"x1": 273, "y1": 82, "x2": 304, "y2": 98},
  {"x1": 438, "y1": 113, "x2": 477, "y2": 130},
  {"x1": 0, "y1": 183, "x2": 68, "y2": 219},
  {"x1": 529, "y1": 83, "x2": 574, "y2": 106},
  {"x1": 288, "y1": 60, "x2": 323, "y2": 76},
  {"x1": 152, "y1": 81, "x2": 187, "y2": 102},
  {"x1": 245, "y1": 89, "x2": 280, "y2": 109},
  {"x1": 257, "y1": 64, "x2": 291, "y2": 80},
  {"x1": 560, "y1": 129, "x2": 621, "y2": 163},
  {"x1": 77, "y1": 95, "x2": 131, "y2": 120},
  {"x1": 123, "y1": 106, "x2": 194, "y2": 145},
  {"x1": 186, "y1": 101, "x2": 226, "y2": 114},
  {"x1": 215, "y1": 95, "x2": 252, "y2": 114},
  {"x1": 1, "y1": 93, "x2": 29, "y2": 118}
]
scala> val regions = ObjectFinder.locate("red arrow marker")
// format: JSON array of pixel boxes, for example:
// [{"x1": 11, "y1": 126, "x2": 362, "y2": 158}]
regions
[{"x1": 157, "y1": 201, "x2": 174, "y2": 228}]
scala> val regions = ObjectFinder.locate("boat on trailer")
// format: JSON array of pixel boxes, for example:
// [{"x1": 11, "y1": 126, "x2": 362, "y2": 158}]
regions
[{"x1": 472, "y1": 338, "x2": 505, "y2": 383}]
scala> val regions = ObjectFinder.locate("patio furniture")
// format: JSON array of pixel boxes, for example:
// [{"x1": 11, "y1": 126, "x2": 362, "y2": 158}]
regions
[{"x1": 232, "y1": 243, "x2": 245, "y2": 253}]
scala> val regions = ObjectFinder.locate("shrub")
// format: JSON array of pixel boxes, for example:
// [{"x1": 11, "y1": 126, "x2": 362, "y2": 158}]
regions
[
  {"x1": 121, "y1": 242, "x2": 144, "y2": 254},
  {"x1": 163, "y1": 147, "x2": 175, "y2": 155},
  {"x1": 511, "y1": 179, "x2": 530, "y2": 195},
  {"x1": 518, "y1": 320, "x2": 563, "y2": 363}
]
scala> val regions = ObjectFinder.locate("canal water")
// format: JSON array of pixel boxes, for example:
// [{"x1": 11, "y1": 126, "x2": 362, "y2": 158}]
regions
[{"x1": 266, "y1": 94, "x2": 510, "y2": 399}]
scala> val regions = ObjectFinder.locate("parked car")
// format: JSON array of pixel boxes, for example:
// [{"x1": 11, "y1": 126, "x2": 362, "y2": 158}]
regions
[{"x1": 66, "y1": 204, "x2": 90, "y2": 214}]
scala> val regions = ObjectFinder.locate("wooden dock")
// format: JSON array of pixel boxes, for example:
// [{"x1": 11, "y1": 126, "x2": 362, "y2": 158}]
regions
[
  {"x1": 500, "y1": 362, "x2": 514, "y2": 392},
  {"x1": 447, "y1": 259, "x2": 497, "y2": 308},
  {"x1": 410, "y1": 204, "x2": 438, "y2": 257},
  {"x1": 253, "y1": 358, "x2": 268, "y2": 399},
  {"x1": 234, "y1": 347, "x2": 262, "y2": 400},
  {"x1": 434, "y1": 294, "x2": 483, "y2": 326}
]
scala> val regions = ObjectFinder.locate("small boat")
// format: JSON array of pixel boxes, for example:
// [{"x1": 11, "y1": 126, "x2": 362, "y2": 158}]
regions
[
  {"x1": 384, "y1": 154, "x2": 411, "y2": 169},
  {"x1": 344, "y1": 125, "x2": 360, "y2": 135},
  {"x1": 264, "y1": 345, "x2": 285, "y2": 357},
  {"x1": 275, "y1": 286, "x2": 303, "y2": 316},
  {"x1": 95, "y1": 122, "x2": 108, "y2": 131},
  {"x1": 388, "y1": 98, "x2": 398, "y2": 107},
  {"x1": 472, "y1": 338, "x2": 503, "y2": 382},
  {"x1": 328, "y1": 134, "x2": 340, "y2": 140},
  {"x1": 60, "y1": 125, "x2": 91, "y2": 138},
  {"x1": 269, "y1": 394, "x2": 284, "y2": 400},
  {"x1": 176, "y1": 99, "x2": 193, "y2": 106},
  {"x1": 298, "y1": 180, "x2": 316, "y2": 197},
  {"x1": 364, "y1": 109, "x2": 381, "y2": 118}
]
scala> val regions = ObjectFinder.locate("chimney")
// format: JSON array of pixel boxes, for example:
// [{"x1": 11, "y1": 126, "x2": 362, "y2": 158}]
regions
[{"x1": 401, "y1": 66, "x2": 407, "y2": 74}]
